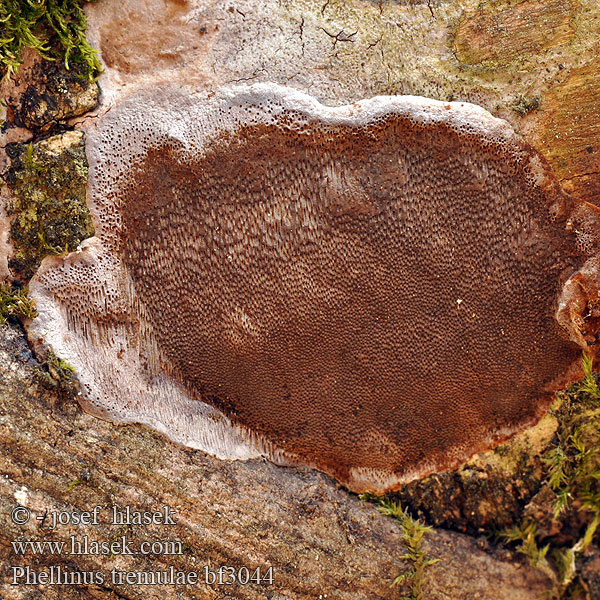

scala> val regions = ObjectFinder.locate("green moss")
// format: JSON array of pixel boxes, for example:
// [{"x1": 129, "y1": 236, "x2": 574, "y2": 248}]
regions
[
  {"x1": 7, "y1": 130, "x2": 94, "y2": 279},
  {"x1": 67, "y1": 478, "x2": 83, "y2": 490},
  {"x1": 46, "y1": 349, "x2": 75, "y2": 376},
  {"x1": 0, "y1": 0, "x2": 102, "y2": 80},
  {"x1": 501, "y1": 516, "x2": 599, "y2": 599},
  {"x1": 501, "y1": 355, "x2": 600, "y2": 599},
  {"x1": 363, "y1": 353, "x2": 598, "y2": 595},
  {"x1": 501, "y1": 521, "x2": 557, "y2": 586},
  {"x1": 0, "y1": 282, "x2": 36, "y2": 324},
  {"x1": 362, "y1": 495, "x2": 438, "y2": 599},
  {"x1": 546, "y1": 356, "x2": 600, "y2": 520},
  {"x1": 35, "y1": 348, "x2": 79, "y2": 399}
]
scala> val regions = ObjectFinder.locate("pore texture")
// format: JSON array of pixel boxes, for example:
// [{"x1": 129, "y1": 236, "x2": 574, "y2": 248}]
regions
[{"x1": 28, "y1": 84, "x2": 594, "y2": 492}]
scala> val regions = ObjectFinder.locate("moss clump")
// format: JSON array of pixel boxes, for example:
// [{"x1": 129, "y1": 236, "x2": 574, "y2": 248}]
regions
[
  {"x1": 0, "y1": 283, "x2": 36, "y2": 324},
  {"x1": 501, "y1": 355, "x2": 600, "y2": 599},
  {"x1": 6, "y1": 130, "x2": 94, "y2": 279},
  {"x1": 362, "y1": 496, "x2": 438, "y2": 599},
  {"x1": 35, "y1": 348, "x2": 79, "y2": 399},
  {"x1": 0, "y1": 0, "x2": 102, "y2": 80},
  {"x1": 369, "y1": 353, "x2": 599, "y2": 597},
  {"x1": 546, "y1": 355, "x2": 600, "y2": 521}
]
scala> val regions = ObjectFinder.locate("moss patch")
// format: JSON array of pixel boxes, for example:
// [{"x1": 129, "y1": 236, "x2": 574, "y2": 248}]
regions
[
  {"x1": 6, "y1": 130, "x2": 94, "y2": 279},
  {"x1": 0, "y1": 0, "x2": 102, "y2": 80},
  {"x1": 364, "y1": 496, "x2": 439, "y2": 599},
  {"x1": 370, "y1": 354, "x2": 599, "y2": 598},
  {"x1": 35, "y1": 348, "x2": 79, "y2": 399},
  {"x1": 0, "y1": 282, "x2": 37, "y2": 324},
  {"x1": 545, "y1": 357, "x2": 600, "y2": 523},
  {"x1": 511, "y1": 94, "x2": 541, "y2": 115},
  {"x1": 499, "y1": 357, "x2": 600, "y2": 598}
]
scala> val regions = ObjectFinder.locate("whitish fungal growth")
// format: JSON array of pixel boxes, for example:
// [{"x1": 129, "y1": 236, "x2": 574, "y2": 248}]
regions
[{"x1": 27, "y1": 84, "x2": 600, "y2": 492}]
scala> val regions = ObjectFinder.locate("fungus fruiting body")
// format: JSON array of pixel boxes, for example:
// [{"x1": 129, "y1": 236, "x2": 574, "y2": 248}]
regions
[{"x1": 27, "y1": 84, "x2": 600, "y2": 492}]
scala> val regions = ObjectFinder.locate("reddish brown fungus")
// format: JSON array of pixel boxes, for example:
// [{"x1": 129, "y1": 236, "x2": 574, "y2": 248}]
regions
[{"x1": 27, "y1": 85, "x2": 600, "y2": 492}]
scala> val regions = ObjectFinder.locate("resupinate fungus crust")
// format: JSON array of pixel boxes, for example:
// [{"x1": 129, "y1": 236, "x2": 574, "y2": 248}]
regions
[{"x1": 26, "y1": 83, "x2": 600, "y2": 493}]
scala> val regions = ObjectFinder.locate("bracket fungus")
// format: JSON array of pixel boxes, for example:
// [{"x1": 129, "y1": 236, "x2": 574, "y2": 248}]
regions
[{"x1": 27, "y1": 84, "x2": 600, "y2": 492}]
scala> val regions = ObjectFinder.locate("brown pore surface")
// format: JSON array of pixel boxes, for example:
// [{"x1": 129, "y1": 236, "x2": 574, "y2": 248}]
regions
[{"x1": 118, "y1": 113, "x2": 583, "y2": 487}]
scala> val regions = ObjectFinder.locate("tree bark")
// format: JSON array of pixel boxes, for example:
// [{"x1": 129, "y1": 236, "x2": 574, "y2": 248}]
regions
[{"x1": 1, "y1": 0, "x2": 599, "y2": 597}]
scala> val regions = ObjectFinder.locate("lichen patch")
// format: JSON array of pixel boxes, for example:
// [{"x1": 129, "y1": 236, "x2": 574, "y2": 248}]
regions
[{"x1": 6, "y1": 130, "x2": 95, "y2": 280}]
